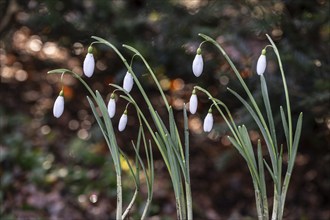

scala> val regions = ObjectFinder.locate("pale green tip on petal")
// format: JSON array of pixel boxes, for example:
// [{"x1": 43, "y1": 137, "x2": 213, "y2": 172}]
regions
[{"x1": 88, "y1": 46, "x2": 93, "y2": 54}]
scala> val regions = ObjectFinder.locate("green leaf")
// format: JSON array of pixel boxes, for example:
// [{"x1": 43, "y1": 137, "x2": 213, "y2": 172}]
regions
[
  {"x1": 263, "y1": 159, "x2": 276, "y2": 182},
  {"x1": 239, "y1": 125, "x2": 257, "y2": 169},
  {"x1": 288, "y1": 112, "x2": 303, "y2": 171},
  {"x1": 95, "y1": 90, "x2": 121, "y2": 173},
  {"x1": 227, "y1": 135, "x2": 247, "y2": 161},
  {"x1": 86, "y1": 96, "x2": 115, "y2": 158},
  {"x1": 257, "y1": 140, "x2": 268, "y2": 210},
  {"x1": 228, "y1": 87, "x2": 277, "y2": 174},
  {"x1": 183, "y1": 105, "x2": 190, "y2": 181},
  {"x1": 280, "y1": 106, "x2": 289, "y2": 155},
  {"x1": 260, "y1": 74, "x2": 278, "y2": 152},
  {"x1": 47, "y1": 68, "x2": 71, "y2": 74}
]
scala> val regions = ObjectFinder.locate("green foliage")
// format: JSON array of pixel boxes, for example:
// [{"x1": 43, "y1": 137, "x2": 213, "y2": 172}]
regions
[{"x1": 1, "y1": 0, "x2": 329, "y2": 219}]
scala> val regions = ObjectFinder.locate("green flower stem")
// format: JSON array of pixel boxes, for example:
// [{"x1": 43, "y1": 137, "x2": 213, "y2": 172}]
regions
[
  {"x1": 122, "y1": 189, "x2": 138, "y2": 219},
  {"x1": 265, "y1": 35, "x2": 292, "y2": 155},
  {"x1": 253, "y1": 182, "x2": 263, "y2": 220},
  {"x1": 141, "y1": 198, "x2": 152, "y2": 220},
  {"x1": 122, "y1": 44, "x2": 170, "y2": 110},
  {"x1": 120, "y1": 150, "x2": 140, "y2": 219},
  {"x1": 265, "y1": 34, "x2": 295, "y2": 220},
  {"x1": 116, "y1": 175, "x2": 123, "y2": 220},
  {"x1": 193, "y1": 86, "x2": 239, "y2": 142},
  {"x1": 131, "y1": 103, "x2": 154, "y2": 219},
  {"x1": 183, "y1": 105, "x2": 192, "y2": 220}
]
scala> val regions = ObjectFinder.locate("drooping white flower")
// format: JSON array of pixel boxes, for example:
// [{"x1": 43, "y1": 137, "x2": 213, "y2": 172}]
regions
[
  {"x1": 107, "y1": 93, "x2": 116, "y2": 118},
  {"x1": 118, "y1": 110, "x2": 128, "y2": 132},
  {"x1": 53, "y1": 91, "x2": 64, "y2": 118},
  {"x1": 256, "y1": 49, "x2": 267, "y2": 75},
  {"x1": 83, "y1": 46, "x2": 95, "y2": 78},
  {"x1": 189, "y1": 90, "x2": 198, "y2": 114},
  {"x1": 123, "y1": 71, "x2": 134, "y2": 93},
  {"x1": 203, "y1": 109, "x2": 214, "y2": 132},
  {"x1": 192, "y1": 48, "x2": 203, "y2": 77}
]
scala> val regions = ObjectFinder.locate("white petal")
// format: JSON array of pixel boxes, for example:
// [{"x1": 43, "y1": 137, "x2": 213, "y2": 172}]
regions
[
  {"x1": 192, "y1": 54, "x2": 203, "y2": 77},
  {"x1": 53, "y1": 96, "x2": 64, "y2": 118},
  {"x1": 203, "y1": 113, "x2": 214, "y2": 132},
  {"x1": 118, "y1": 114, "x2": 128, "y2": 132},
  {"x1": 189, "y1": 94, "x2": 198, "y2": 114},
  {"x1": 123, "y1": 72, "x2": 134, "y2": 93},
  {"x1": 107, "y1": 98, "x2": 116, "y2": 118},
  {"x1": 83, "y1": 53, "x2": 95, "y2": 77},
  {"x1": 256, "y1": 54, "x2": 266, "y2": 75}
]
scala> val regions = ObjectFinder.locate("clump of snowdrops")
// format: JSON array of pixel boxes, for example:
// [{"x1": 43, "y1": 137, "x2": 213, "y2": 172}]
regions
[{"x1": 49, "y1": 33, "x2": 302, "y2": 220}]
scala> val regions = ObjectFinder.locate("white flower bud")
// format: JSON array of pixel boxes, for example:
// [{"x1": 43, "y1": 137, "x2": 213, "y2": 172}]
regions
[
  {"x1": 123, "y1": 71, "x2": 134, "y2": 93},
  {"x1": 53, "y1": 93, "x2": 64, "y2": 118},
  {"x1": 118, "y1": 110, "x2": 128, "y2": 132},
  {"x1": 107, "y1": 95, "x2": 116, "y2": 118},
  {"x1": 83, "y1": 46, "x2": 95, "y2": 77},
  {"x1": 256, "y1": 49, "x2": 267, "y2": 75},
  {"x1": 203, "y1": 111, "x2": 213, "y2": 132},
  {"x1": 192, "y1": 48, "x2": 203, "y2": 77},
  {"x1": 189, "y1": 92, "x2": 198, "y2": 114}
]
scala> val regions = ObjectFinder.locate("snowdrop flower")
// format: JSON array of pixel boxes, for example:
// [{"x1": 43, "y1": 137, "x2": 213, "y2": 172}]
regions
[
  {"x1": 123, "y1": 71, "x2": 134, "y2": 93},
  {"x1": 189, "y1": 89, "x2": 198, "y2": 114},
  {"x1": 83, "y1": 46, "x2": 95, "y2": 77},
  {"x1": 107, "y1": 93, "x2": 116, "y2": 118},
  {"x1": 192, "y1": 47, "x2": 203, "y2": 77},
  {"x1": 203, "y1": 108, "x2": 214, "y2": 132},
  {"x1": 53, "y1": 90, "x2": 64, "y2": 118},
  {"x1": 118, "y1": 110, "x2": 128, "y2": 132},
  {"x1": 256, "y1": 49, "x2": 267, "y2": 75}
]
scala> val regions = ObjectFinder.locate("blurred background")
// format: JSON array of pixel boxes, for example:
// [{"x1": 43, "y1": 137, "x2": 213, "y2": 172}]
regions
[{"x1": 0, "y1": 0, "x2": 329, "y2": 219}]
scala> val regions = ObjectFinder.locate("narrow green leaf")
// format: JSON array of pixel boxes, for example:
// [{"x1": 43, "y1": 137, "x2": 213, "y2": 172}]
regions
[
  {"x1": 119, "y1": 148, "x2": 138, "y2": 186},
  {"x1": 148, "y1": 140, "x2": 155, "y2": 186},
  {"x1": 260, "y1": 74, "x2": 278, "y2": 152},
  {"x1": 183, "y1": 105, "x2": 190, "y2": 181},
  {"x1": 277, "y1": 146, "x2": 283, "y2": 193},
  {"x1": 266, "y1": 34, "x2": 293, "y2": 153},
  {"x1": 86, "y1": 96, "x2": 114, "y2": 157},
  {"x1": 263, "y1": 159, "x2": 276, "y2": 182},
  {"x1": 239, "y1": 125, "x2": 257, "y2": 169},
  {"x1": 288, "y1": 112, "x2": 303, "y2": 171},
  {"x1": 280, "y1": 106, "x2": 289, "y2": 155},
  {"x1": 228, "y1": 87, "x2": 277, "y2": 174},
  {"x1": 257, "y1": 140, "x2": 268, "y2": 212},
  {"x1": 95, "y1": 90, "x2": 121, "y2": 173},
  {"x1": 227, "y1": 136, "x2": 247, "y2": 161},
  {"x1": 47, "y1": 68, "x2": 71, "y2": 74},
  {"x1": 169, "y1": 107, "x2": 184, "y2": 160}
]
